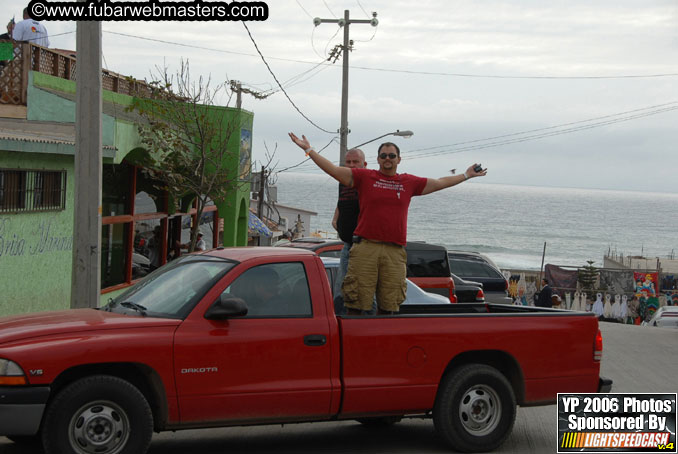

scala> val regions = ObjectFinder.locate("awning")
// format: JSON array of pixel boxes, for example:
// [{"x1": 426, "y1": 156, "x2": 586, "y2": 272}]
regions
[{"x1": 248, "y1": 211, "x2": 272, "y2": 237}]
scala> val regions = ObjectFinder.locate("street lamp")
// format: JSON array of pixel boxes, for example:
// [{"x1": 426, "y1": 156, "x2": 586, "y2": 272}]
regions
[{"x1": 350, "y1": 130, "x2": 414, "y2": 150}]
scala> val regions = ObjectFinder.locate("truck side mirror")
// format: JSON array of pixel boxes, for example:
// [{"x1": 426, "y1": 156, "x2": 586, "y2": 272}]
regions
[{"x1": 204, "y1": 296, "x2": 248, "y2": 320}]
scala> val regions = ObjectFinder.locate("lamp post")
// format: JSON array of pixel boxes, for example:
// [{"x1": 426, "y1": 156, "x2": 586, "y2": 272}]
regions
[{"x1": 350, "y1": 130, "x2": 414, "y2": 151}]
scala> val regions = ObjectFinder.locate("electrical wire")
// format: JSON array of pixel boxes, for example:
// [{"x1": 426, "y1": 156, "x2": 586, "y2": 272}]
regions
[
  {"x1": 323, "y1": 26, "x2": 342, "y2": 59},
  {"x1": 406, "y1": 101, "x2": 678, "y2": 154},
  {"x1": 295, "y1": 0, "x2": 314, "y2": 19},
  {"x1": 353, "y1": 27, "x2": 378, "y2": 43},
  {"x1": 310, "y1": 25, "x2": 326, "y2": 60},
  {"x1": 357, "y1": 0, "x2": 370, "y2": 18},
  {"x1": 352, "y1": 0, "x2": 378, "y2": 42},
  {"x1": 276, "y1": 137, "x2": 339, "y2": 173},
  {"x1": 263, "y1": 58, "x2": 331, "y2": 96},
  {"x1": 102, "y1": 31, "x2": 678, "y2": 80},
  {"x1": 405, "y1": 104, "x2": 678, "y2": 160},
  {"x1": 286, "y1": 102, "x2": 678, "y2": 168},
  {"x1": 241, "y1": 22, "x2": 335, "y2": 134},
  {"x1": 323, "y1": 0, "x2": 337, "y2": 18}
]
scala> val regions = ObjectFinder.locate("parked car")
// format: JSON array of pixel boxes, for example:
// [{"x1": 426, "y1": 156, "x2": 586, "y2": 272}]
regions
[
  {"x1": 451, "y1": 273, "x2": 485, "y2": 303},
  {"x1": 277, "y1": 237, "x2": 344, "y2": 258},
  {"x1": 642, "y1": 306, "x2": 678, "y2": 328},
  {"x1": 322, "y1": 257, "x2": 451, "y2": 307},
  {"x1": 447, "y1": 251, "x2": 512, "y2": 304},
  {"x1": 405, "y1": 241, "x2": 457, "y2": 302}
]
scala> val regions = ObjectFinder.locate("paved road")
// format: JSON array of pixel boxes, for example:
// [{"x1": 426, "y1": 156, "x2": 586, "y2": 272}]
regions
[{"x1": 1, "y1": 322, "x2": 676, "y2": 453}]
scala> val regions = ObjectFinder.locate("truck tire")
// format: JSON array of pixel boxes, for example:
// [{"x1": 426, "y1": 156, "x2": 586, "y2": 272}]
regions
[
  {"x1": 433, "y1": 364, "x2": 516, "y2": 453},
  {"x1": 355, "y1": 416, "x2": 402, "y2": 427},
  {"x1": 41, "y1": 375, "x2": 153, "y2": 454}
]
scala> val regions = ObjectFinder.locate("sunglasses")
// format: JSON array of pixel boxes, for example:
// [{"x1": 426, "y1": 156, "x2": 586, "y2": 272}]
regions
[{"x1": 379, "y1": 153, "x2": 398, "y2": 159}]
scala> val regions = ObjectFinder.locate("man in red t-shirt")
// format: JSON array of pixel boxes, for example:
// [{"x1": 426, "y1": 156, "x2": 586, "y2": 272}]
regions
[{"x1": 289, "y1": 132, "x2": 487, "y2": 314}]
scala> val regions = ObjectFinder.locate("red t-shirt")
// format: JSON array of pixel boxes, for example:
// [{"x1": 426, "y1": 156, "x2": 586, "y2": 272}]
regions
[{"x1": 351, "y1": 168, "x2": 428, "y2": 246}]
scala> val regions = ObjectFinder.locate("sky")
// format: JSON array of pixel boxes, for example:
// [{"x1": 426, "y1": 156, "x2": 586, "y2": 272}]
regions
[{"x1": 3, "y1": 0, "x2": 678, "y2": 193}]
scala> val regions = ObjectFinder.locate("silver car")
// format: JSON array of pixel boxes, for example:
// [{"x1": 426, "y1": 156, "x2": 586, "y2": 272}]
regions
[
  {"x1": 642, "y1": 306, "x2": 678, "y2": 328},
  {"x1": 321, "y1": 257, "x2": 450, "y2": 306}
]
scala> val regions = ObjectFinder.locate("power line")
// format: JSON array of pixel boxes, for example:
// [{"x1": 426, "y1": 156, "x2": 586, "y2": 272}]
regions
[
  {"x1": 283, "y1": 101, "x2": 678, "y2": 168},
  {"x1": 406, "y1": 101, "x2": 678, "y2": 154},
  {"x1": 295, "y1": 0, "x2": 314, "y2": 19},
  {"x1": 276, "y1": 137, "x2": 339, "y2": 173},
  {"x1": 349, "y1": 66, "x2": 678, "y2": 80},
  {"x1": 323, "y1": 0, "x2": 337, "y2": 18},
  {"x1": 356, "y1": 0, "x2": 371, "y2": 18},
  {"x1": 241, "y1": 22, "x2": 335, "y2": 134},
  {"x1": 405, "y1": 104, "x2": 678, "y2": 160},
  {"x1": 102, "y1": 31, "x2": 678, "y2": 80}
]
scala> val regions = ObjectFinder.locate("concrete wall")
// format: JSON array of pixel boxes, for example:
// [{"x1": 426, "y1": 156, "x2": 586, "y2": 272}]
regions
[{"x1": 0, "y1": 151, "x2": 75, "y2": 315}]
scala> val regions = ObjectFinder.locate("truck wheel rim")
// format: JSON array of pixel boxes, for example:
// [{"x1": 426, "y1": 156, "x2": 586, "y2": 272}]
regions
[
  {"x1": 68, "y1": 400, "x2": 130, "y2": 454},
  {"x1": 458, "y1": 384, "x2": 502, "y2": 436}
]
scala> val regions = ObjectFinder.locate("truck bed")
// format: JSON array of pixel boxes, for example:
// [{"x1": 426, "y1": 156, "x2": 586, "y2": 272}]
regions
[{"x1": 397, "y1": 302, "x2": 590, "y2": 316}]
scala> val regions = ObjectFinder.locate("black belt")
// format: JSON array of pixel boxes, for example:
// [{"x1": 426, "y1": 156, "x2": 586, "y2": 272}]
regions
[{"x1": 352, "y1": 236, "x2": 403, "y2": 248}]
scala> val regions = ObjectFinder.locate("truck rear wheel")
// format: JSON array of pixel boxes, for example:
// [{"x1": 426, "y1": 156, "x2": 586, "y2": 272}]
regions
[
  {"x1": 41, "y1": 375, "x2": 153, "y2": 454},
  {"x1": 433, "y1": 364, "x2": 516, "y2": 452}
]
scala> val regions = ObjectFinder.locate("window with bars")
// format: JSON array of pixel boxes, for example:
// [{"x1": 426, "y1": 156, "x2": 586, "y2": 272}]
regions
[{"x1": 0, "y1": 169, "x2": 67, "y2": 213}]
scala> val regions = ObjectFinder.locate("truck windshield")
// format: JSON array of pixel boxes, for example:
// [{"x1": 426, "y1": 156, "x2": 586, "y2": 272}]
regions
[{"x1": 103, "y1": 255, "x2": 236, "y2": 319}]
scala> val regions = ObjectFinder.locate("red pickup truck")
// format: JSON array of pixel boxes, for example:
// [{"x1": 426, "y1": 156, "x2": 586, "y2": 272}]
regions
[{"x1": 0, "y1": 247, "x2": 611, "y2": 454}]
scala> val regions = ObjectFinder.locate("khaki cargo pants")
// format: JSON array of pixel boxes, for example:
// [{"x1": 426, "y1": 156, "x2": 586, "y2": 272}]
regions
[{"x1": 342, "y1": 239, "x2": 407, "y2": 312}]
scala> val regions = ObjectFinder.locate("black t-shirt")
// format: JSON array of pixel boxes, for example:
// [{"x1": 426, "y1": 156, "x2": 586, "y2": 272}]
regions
[
  {"x1": 336, "y1": 183, "x2": 360, "y2": 243},
  {"x1": 537, "y1": 285, "x2": 553, "y2": 308}
]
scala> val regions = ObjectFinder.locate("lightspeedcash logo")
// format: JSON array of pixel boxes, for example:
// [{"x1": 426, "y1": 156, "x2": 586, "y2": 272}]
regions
[{"x1": 27, "y1": 0, "x2": 269, "y2": 22}]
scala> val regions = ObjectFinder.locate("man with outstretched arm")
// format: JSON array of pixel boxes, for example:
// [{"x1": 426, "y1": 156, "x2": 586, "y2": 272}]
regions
[{"x1": 289, "y1": 132, "x2": 487, "y2": 315}]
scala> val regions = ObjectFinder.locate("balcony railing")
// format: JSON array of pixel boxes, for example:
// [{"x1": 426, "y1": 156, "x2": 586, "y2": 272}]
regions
[{"x1": 0, "y1": 41, "x2": 152, "y2": 106}]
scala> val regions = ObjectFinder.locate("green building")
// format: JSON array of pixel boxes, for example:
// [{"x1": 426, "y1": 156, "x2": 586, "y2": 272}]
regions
[{"x1": 0, "y1": 43, "x2": 253, "y2": 315}]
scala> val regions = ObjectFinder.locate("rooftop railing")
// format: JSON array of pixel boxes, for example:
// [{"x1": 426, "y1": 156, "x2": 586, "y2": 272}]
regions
[{"x1": 0, "y1": 41, "x2": 152, "y2": 106}]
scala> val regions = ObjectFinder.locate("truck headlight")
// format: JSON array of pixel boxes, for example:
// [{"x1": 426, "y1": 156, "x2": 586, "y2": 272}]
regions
[{"x1": 0, "y1": 358, "x2": 27, "y2": 385}]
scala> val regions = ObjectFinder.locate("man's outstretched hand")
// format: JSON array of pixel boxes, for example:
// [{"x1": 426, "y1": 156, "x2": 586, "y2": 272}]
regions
[{"x1": 289, "y1": 132, "x2": 311, "y2": 151}]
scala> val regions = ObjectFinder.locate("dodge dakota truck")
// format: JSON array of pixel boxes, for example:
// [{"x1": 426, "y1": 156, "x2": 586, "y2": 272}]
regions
[{"x1": 0, "y1": 247, "x2": 611, "y2": 454}]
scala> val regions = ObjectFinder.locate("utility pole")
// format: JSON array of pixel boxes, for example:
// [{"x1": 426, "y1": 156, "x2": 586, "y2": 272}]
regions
[
  {"x1": 229, "y1": 80, "x2": 271, "y2": 110},
  {"x1": 314, "y1": 10, "x2": 378, "y2": 165},
  {"x1": 71, "y1": 6, "x2": 102, "y2": 308},
  {"x1": 257, "y1": 166, "x2": 266, "y2": 246},
  {"x1": 235, "y1": 81, "x2": 242, "y2": 109}
]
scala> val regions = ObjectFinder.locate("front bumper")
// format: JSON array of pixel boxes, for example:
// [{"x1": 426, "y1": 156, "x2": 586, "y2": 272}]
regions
[
  {"x1": 598, "y1": 376, "x2": 613, "y2": 393},
  {"x1": 0, "y1": 386, "x2": 50, "y2": 436}
]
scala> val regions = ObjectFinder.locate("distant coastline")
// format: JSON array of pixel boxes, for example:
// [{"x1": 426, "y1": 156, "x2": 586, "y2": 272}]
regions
[{"x1": 276, "y1": 172, "x2": 678, "y2": 271}]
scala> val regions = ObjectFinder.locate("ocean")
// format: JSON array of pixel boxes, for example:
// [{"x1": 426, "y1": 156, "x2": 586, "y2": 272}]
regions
[{"x1": 274, "y1": 172, "x2": 678, "y2": 271}]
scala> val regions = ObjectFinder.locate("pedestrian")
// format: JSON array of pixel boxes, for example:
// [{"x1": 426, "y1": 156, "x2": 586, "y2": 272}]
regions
[
  {"x1": 147, "y1": 226, "x2": 163, "y2": 271},
  {"x1": 536, "y1": 278, "x2": 553, "y2": 308},
  {"x1": 330, "y1": 148, "x2": 367, "y2": 314},
  {"x1": 289, "y1": 132, "x2": 487, "y2": 315},
  {"x1": 177, "y1": 231, "x2": 206, "y2": 252},
  {"x1": 12, "y1": 7, "x2": 50, "y2": 47}
]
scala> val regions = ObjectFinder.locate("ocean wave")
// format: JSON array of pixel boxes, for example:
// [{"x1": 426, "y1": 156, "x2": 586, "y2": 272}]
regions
[{"x1": 442, "y1": 244, "x2": 519, "y2": 254}]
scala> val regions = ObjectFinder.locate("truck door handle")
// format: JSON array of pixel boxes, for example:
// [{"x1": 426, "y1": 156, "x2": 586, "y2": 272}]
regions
[{"x1": 304, "y1": 335, "x2": 327, "y2": 346}]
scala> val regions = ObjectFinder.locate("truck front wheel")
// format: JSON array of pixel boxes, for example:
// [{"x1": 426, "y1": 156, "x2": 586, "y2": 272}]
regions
[
  {"x1": 433, "y1": 364, "x2": 516, "y2": 453},
  {"x1": 41, "y1": 375, "x2": 153, "y2": 454}
]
